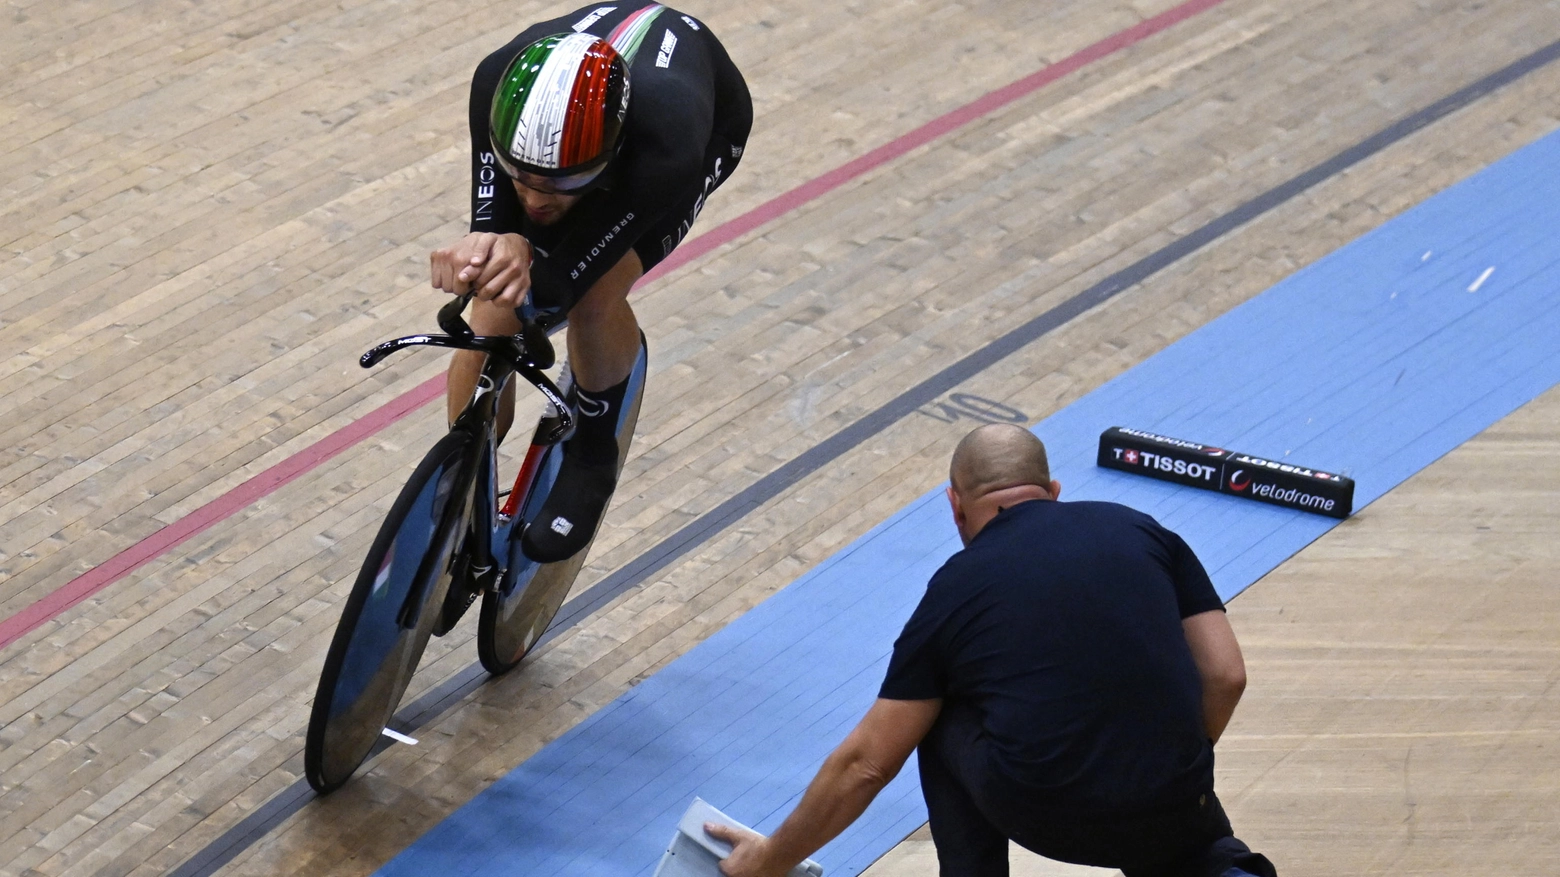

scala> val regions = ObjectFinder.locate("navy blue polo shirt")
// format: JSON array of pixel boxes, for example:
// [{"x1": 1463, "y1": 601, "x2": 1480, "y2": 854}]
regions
[{"x1": 880, "y1": 499, "x2": 1224, "y2": 815}]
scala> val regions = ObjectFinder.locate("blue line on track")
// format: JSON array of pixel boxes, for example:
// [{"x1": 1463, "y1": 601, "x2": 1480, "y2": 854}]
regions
[{"x1": 378, "y1": 126, "x2": 1560, "y2": 876}]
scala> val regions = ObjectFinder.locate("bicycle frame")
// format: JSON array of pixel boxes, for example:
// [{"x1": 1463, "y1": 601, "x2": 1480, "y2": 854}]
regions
[{"x1": 361, "y1": 294, "x2": 575, "y2": 618}]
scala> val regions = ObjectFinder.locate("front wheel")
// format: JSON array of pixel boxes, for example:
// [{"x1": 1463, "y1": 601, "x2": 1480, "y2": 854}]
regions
[{"x1": 305, "y1": 431, "x2": 476, "y2": 794}]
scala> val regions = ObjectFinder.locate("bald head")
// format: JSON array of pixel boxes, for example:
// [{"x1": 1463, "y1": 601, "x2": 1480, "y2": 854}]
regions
[{"x1": 949, "y1": 424, "x2": 1051, "y2": 500}]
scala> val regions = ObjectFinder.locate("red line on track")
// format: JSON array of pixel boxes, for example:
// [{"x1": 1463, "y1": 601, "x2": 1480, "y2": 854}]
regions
[
  {"x1": 0, "y1": 0, "x2": 1228, "y2": 652},
  {"x1": 0, "y1": 377, "x2": 447, "y2": 650}
]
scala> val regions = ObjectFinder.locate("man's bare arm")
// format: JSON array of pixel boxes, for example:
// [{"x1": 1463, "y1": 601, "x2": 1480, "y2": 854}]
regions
[
  {"x1": 709, "y1": 697, "x2": 942, "y2": 877},
  {"x1": 1183, "y1": 609, "x2": 1246, "y2": 743}
]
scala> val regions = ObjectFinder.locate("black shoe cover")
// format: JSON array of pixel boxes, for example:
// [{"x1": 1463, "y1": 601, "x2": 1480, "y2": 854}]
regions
[{"x1": 521, "y1": 445, "x2": 619, "y2": 563}]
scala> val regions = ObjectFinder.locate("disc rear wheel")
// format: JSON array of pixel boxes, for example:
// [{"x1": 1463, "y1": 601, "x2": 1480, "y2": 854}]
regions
[
  {"x1": 475, "y1": 441, "x2": 592, "y2": 675},
  {"x1": 478, "y1": 347, "x2": 646, "y2": 674}
]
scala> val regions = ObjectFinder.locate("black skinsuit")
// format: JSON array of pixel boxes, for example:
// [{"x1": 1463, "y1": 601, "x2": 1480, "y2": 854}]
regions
[{"x1": 467, "y1": 2, "x2": 752, "y2": 312}]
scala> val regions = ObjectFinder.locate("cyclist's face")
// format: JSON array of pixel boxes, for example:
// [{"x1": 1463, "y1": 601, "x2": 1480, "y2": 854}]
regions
[{"x1": 510, "y1": 178, "x2": 581, "y2": 226}]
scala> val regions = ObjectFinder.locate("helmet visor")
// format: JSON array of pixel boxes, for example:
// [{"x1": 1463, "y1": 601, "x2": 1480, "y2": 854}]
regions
[{"x1": 492, "y1": 148, "x2": 610, "y2": 194}]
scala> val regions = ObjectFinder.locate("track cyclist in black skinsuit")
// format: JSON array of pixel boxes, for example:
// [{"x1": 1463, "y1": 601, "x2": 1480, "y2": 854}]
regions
[{"x1": 429, "y1": 4, "x2": 752, "y2": 562}]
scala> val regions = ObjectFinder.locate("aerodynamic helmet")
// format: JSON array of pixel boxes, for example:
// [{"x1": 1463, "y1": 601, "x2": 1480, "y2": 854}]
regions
[{"x1": 489, "y1": 33, "x2": 630, "y2": 192}]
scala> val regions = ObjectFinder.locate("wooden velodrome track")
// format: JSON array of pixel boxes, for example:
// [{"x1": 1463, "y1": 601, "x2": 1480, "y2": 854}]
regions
[{"x1": 3, "y1": 0, "x2": 1558, "y2": 874}]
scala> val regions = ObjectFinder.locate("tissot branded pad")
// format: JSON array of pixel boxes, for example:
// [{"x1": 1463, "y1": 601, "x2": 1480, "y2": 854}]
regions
[{"x1": 1097, "y1": 427, "x2": 1354, "y2": 518}]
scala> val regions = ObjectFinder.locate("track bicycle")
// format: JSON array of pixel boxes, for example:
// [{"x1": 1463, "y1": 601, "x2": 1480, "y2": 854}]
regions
[{"x1": 304, "y1": 294, "x2": 646, "y2": 794}]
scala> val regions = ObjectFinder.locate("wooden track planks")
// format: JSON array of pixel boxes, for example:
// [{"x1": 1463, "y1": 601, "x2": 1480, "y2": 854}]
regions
[
  {"x1": 1216, "y1": 387, "x2": 1560, "y2": 875},
  {"x1": 1, "y1": 0, "x2": 1558, "y2": 875}
]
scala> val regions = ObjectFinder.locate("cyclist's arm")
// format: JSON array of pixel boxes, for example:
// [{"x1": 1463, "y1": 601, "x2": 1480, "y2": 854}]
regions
[{"x1": 428, "y1": 41, "x2": 541, "y2": 304}]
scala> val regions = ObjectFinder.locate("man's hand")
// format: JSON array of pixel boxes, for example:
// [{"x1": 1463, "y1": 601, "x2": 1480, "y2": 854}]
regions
[
  {"x1": 706, "y1": 698, "x2": 941, "y2": 877},
  {"x1": 429, "y1": 232, "x2": 532, "y2": 308},
  {"x1": 706, "y1": 823, "x2": 783, "y2": 877}
]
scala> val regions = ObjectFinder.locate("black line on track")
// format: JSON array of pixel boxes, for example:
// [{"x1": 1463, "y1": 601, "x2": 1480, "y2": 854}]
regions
[{"x1": 169, "y1": 37, "x2": 1560, "y2": 877}]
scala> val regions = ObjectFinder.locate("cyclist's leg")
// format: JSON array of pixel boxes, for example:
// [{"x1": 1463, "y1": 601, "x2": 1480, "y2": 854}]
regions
[
  {"x1": 520, "y1": 251, "x2": 643, "y2": 563},
  {"x1": 446, "y1": 297, "x2": 520, "y2": 439},
  {"x1": 563, "y1": 249, "x2": 645, "y2": 443},
  {"x1": 520, "y1": 122, "x2": 743, "y2": 562}
]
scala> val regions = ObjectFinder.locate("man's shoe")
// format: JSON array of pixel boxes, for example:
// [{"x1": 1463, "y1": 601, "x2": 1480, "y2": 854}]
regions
[{"x1": 520, "y1": 444, "x2": 618, "y2": 563}]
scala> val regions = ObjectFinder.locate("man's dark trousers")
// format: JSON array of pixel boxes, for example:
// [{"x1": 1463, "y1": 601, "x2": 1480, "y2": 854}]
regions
[{"x1": 917, "y1": 702, "x2": 1278, "y2": 877}]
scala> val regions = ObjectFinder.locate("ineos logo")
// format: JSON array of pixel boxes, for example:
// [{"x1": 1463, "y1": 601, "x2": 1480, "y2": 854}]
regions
[{"x1": 475, "y1": 152, "x2": 497, "y2": 221}]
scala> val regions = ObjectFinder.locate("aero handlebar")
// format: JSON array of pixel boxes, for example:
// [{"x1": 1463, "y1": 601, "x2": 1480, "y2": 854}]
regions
[{"x1": 359, "y1": 294, "x2": 574, "y2": 438}]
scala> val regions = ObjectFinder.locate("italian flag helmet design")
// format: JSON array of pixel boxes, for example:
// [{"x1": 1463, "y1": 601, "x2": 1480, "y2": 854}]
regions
[
  {"x1": 605, "y1": 4, "x2": 667, "y2": 59},
  {"x1": 489, "y1": 32, "x2": 631, "y2": 181}
]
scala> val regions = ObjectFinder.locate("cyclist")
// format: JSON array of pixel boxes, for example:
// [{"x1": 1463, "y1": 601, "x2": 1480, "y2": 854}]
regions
[{"x1": 429, "y1": 3, "x2": 752, "y2": 562}]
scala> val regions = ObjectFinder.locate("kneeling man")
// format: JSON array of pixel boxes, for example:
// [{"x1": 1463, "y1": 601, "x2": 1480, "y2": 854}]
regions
[{"x1": 710, "y1": 424, "x2": 1276, "y2": 877}]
